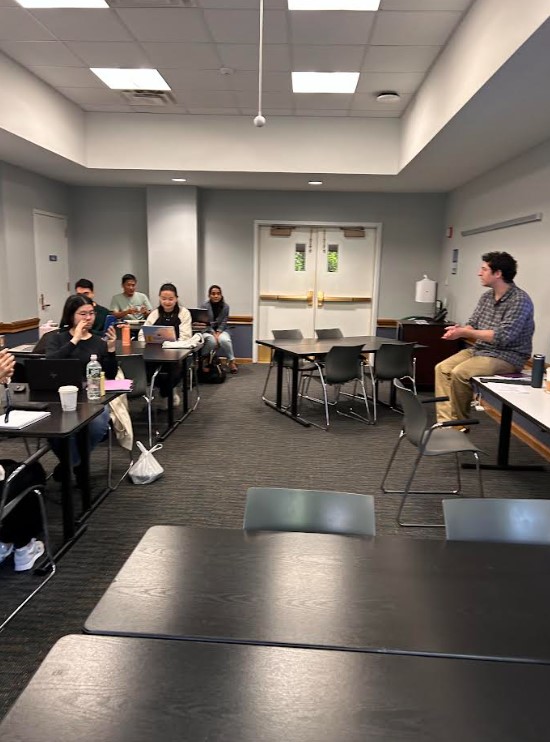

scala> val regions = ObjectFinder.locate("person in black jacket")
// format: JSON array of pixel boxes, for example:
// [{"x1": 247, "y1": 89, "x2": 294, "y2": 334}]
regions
[
  {"x1": 46, "y1": 294, "x2": 118, "y2": 484},
  {"x1": 74, "y1": 278, "x2": 110, "y2": 336},
  {"x1": 200, "y1": 285, "x2": 238, "y2": 373}
]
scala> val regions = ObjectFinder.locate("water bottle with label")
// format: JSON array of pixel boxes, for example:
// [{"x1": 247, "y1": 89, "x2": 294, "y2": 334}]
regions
[{"x1": 86, "y1": 354, "x2": 102, "y2": 401}]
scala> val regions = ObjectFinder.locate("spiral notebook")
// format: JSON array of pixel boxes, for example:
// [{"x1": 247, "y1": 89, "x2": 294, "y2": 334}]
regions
[{"x1": 0, "y1": 409, "x2": 51, "y2": 430}]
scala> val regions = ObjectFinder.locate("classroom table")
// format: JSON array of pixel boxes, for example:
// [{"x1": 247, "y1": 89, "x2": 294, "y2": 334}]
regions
[
  {"x1": 2, "y1": 634, "x2": 548, "y2": 742},
  {"x1": 85, "y1": 526, "x2": 550, "y2": 664},
  {"x1": 256, "y1": 335, "x2": 412, "y2": 426}
]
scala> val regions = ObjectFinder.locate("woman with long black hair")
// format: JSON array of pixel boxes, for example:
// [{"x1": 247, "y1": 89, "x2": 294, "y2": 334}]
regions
[{"x1": 200, "y1": 285, "x2": 238, "y2": 373}]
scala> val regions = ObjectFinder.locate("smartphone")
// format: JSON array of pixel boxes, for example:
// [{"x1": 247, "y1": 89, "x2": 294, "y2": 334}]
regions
[{"x1": 103, "y1": 315, "x2": 118, "y2": 333}]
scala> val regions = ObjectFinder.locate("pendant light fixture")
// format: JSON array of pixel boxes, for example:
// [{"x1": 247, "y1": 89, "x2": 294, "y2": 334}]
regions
[{"x1": 253, "y1": 0, "x2": 266, "y2": 127}]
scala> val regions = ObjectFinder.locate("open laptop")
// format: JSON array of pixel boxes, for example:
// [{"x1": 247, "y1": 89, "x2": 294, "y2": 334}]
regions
[
  {"x1": 25, "y1": 358, "x2": 83, "y2": 391},
  {"x1": 189, "y1": 308, "x2": 210, "y2": 325},
  {"x1": 141, "y1": 325, "x2": 177, "y2": 344}
]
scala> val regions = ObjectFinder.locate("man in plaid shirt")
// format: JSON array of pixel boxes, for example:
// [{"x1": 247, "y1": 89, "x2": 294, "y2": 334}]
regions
[{"x1": 435, "y1": 251, "x2": 534, "y2": 427}]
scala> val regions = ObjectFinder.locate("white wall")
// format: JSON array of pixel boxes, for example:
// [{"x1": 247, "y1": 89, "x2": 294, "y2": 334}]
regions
[
  {"x1": 439, "y1": 136, "x2": 550, "y2": 358},
  {"x1": 200, "y1": 189, "x2": 446, "y2": 317},
  {"x1": 68, "y1": 187, "x2": 148, "y2": 308},
  {"x1": 0, "y1": 162, "x2": 68, "y2": 322}
]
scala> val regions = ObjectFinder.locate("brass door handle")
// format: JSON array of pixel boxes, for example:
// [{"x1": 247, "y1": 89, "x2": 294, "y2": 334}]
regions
[
  {"x1": 259, "y1": 293, "x2": 309, "y2": 302},
  {"x1": 322, "y1": 296, "x2": 371, "y2": 303},
  {"x1": 317, "y1": 291, "x2": 324, "y2": 307},
  {"x1": 307, "y1": 290, "x2": 314, "y2": 307}
]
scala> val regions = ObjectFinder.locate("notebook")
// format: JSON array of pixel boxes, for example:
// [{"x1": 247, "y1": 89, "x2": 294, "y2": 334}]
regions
[
  {"x1": 25, "y1": 359, "x2": 82, "y2": 391},
  {"x1": 0, "y1": 409, "x2": 51, "y2": 430},
  {"x1": 141, "y1": 325, "x2": 176, "y2": 344},
  {"x1": 189, "y1": 308, "x2": 210, "y2": 325}
]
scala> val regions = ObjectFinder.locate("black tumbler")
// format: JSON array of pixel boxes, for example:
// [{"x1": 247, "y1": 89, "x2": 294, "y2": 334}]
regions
[{"x1": 531, "y1": 354, "x2": 545, "y2": 388}]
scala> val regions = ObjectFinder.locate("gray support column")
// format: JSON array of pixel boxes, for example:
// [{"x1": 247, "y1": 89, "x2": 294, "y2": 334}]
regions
[{"x1": 146, "y1": 186, "x2": 198, "y2": 307}]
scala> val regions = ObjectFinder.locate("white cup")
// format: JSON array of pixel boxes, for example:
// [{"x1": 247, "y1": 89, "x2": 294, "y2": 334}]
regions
[{"x1": 58, "y1": 384, "x2": 79, "y2": 412}]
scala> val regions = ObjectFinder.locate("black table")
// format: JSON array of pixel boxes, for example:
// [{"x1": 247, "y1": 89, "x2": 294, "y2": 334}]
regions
[
  {"x1": 85, "y1": 526, "x2": 550, "y2": 664},
  {"x1": 2, "y1": 634, "x2": 548, "y2": 742},
  {"x1": 256, "y1": 335, "x2": 412, "y2": 425}
]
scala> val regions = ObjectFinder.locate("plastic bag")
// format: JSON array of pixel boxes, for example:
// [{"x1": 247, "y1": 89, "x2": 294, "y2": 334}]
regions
[{"x1": 128, "y1": 442, "x2": 163, "y2": 485}]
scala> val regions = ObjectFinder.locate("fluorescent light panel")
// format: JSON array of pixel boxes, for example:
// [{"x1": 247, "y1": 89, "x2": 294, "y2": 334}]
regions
[
  {"x1": 16, "y1": 0, "x2": 108, "y2": 7},
  {"x1": 90, "y1": 68, "x2": 170, "y2": 91},
  {"x1": 288, "y1": 1, "x2": 380, "y2": 9},
  {"x1": 292, "y1": 72, "x2": 359, "y2": 94}
]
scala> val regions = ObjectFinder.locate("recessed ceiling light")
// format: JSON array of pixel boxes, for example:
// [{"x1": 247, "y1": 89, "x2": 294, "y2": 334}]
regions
[
  {"x1": 288, "y1": 1, "x2": 380, "y2": 9},
  {"x1": 376, "y1": 91, "x2": 401, "y2": 103},
  {"x1": 90, "y1": 68, "x2": 170, "y2": 91},
  {"x1": 16, "y1": 0, "x2": 107, "y2": 6},
  {"x1": 172, "y1": 178, "x2": 187, "y2": 183},
  {"x1": 292, "y1": 72, "x2": 359, "y2": 94},
  {"x1": 308, "y1": 180, "x2": 324, "y2": 186}
]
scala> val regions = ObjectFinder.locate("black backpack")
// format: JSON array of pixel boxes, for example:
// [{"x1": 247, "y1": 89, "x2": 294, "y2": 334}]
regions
[{"x1": 198, "y1": 354, "x2": 226, "y2": 384}]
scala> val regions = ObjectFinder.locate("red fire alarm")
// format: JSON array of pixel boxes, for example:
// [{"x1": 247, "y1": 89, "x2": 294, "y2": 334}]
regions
[{"x1": 446, "y1": 226, "x2": 454, "y2": 238}]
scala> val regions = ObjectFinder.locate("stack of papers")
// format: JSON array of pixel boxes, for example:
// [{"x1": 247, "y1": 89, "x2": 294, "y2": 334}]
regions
[
  {"x1": 0, "y1": 409, "x2": 51, "y2": 430},
  {"x1": 104, "y1": 379, "x2": 133, "y2": 392}
]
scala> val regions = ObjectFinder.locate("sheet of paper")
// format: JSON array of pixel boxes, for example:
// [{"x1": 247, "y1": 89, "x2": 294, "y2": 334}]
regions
[
  {"x1": 485, "y1": 383, "x2": 530, "y2": 394},
  {"x1": 0, "y1": 409, "x2": 51, "y2": 430}
]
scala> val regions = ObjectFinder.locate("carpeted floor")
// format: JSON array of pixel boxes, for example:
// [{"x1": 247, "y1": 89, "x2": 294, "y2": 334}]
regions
[{"x1": 0, "y1": 364, "x2": 548, "y2": 718}]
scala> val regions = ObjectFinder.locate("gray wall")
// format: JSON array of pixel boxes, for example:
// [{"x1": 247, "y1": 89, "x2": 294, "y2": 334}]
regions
[
  {"x1": 200, "y1": 189, "x2": 447, "y2": 317},
  {"x1": 68, "y1": 187, "x2": 148, "y2": 309}
]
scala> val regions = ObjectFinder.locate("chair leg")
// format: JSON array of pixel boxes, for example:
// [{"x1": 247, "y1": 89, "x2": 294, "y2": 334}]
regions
[
  {"x1": 474, "y1": 452, "x2": 484, "y2": 497},
  {"x1": 337, "y1": 375, "x2": 372, "y2": 424},
  {"x1": 396, "y1": 452, "x2": 445, "y2": 528},
  {"x1": 107, "y1": 425, "x2": 133, "y2": 491},
  {"x1": 380, "y1": 432, "x2": 406, "y2": 493}
]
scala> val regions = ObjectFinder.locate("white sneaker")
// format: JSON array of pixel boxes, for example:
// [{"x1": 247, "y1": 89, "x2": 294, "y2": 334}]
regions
[
  {"x1": 0, "y1": 541, "x2": 14, "y2": 564},
  {"x1": 172, "y1": 391, "x2": 181, "y2": 407},
  {"x1": 14, "y1": 538, "x2": 45, "y2": 572}
]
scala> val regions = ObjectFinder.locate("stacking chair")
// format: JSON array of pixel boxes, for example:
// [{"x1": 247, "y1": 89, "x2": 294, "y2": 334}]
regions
[
  {"x1": 243, "y1": 487, "x2": 375, "y2": 536},
  {"x1": 381, "y1": 379, "x2": 484, "y2": 527},
  {"x1": 315, "y1": 328, "x2": 343, "y2": 339},
  {"x1": 118, "y1": 355, "x2": 160, "y2": 448},
  {"x1": 300, "y1": 344, "x2": 371, "y2": 430},
  {"x1": 0, "y1": 454, "x2": 56, "y2": 632},
  {"x1": 366, "y1": 343, "x2": 416, "y2": 422},
  {"x1": 261, "y1": 329, "x2": 315, "y2": 407},
  {"x1": 443, "y1": 498, "x2": 550, "y2": 545}
]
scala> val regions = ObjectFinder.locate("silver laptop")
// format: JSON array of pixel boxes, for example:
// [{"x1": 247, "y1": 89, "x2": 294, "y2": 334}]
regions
[{"x1": 141, "y1": 325, "x2": 177, "y2": 344}]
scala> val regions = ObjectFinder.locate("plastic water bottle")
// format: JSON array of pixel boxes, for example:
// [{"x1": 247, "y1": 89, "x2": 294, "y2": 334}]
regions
[{"x1": 86, "y1": 354, "x2": 102, "y2": 401}]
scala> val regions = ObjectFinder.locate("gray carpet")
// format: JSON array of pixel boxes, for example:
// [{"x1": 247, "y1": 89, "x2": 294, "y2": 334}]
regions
[{"x1": 0, "y1": 364, "x2": 548, "y2": 718}]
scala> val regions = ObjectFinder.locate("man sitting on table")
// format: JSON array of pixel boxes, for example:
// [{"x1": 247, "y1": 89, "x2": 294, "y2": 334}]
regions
[
  {"x1": 435, "y1": 251, "x2": 534, "y2": 427},
  {"x1": 74, "y1": 278, "x2": 110, "y2": 336},
  {"x1": 110, "y1": 274, "x2": 152, "y2": 321}
]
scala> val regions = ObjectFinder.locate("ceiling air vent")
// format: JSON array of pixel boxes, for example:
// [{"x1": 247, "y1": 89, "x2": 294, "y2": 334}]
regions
[{"x1": 120, "y1": 90, "x2": 176, "y2": 107}]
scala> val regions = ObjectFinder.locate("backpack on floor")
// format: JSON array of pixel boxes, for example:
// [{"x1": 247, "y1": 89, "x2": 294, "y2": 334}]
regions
[{"x1": 198, "y1": 353, "x2": 227, "y2": 384}]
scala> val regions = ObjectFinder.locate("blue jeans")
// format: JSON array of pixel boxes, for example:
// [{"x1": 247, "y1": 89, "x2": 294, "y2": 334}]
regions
[
  {"x1": 50, "y1": 406, "x2": 111, "y2": 467},
  {"x1": 201, "y1": 331, "x2": 235, "y2": 361}
]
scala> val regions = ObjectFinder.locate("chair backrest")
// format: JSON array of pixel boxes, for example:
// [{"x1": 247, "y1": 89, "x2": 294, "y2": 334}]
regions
[
  {"x1": 32, "y1": 329, "x2": 56, "y2": 354},
  {"x1": 315, "y1": 328, "x2": 343, "y2": 339},
  {"x1": 443, "y1": 499, "x2": 550, "y2": 545},
  {"x1": 272, "y1": 329, "x2": 303, "y2": 340},
  {"x1": 244, "y1": 487, "x2": 375, "y2": 536},
  {"x1": 118, "y1": 355, "x2": 148, "y2": 398},
  {"x1": 375, "y1": 343, "x2": 415, "y2": 381},
  {"x1": 324, "y1": 344, "x2": 364, "y2": 385},
  {"x1": 394, "y1": 378, "x2": 428, "y2": 447}
]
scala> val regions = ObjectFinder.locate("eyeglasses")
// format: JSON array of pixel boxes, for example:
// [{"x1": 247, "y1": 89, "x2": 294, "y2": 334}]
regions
[{"x1": 75, "y1": 311, "x2": 96, "y2": 318}]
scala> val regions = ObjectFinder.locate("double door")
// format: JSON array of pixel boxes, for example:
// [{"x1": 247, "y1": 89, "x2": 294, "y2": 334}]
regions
[{"x1": 257, "y1": 225, "x2": 379, "y2": 356}]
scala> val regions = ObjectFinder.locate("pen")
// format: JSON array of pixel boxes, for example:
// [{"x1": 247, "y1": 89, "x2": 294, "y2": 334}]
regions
[{"x1": 3, "y1": 381, "x2": 12, "y2": 424}]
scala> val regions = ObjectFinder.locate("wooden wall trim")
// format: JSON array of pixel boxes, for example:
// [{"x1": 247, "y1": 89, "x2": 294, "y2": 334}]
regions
[
  {"x1": 0, "y1": 317, "x2": 40, "y2": 333},
  {"x1": 481, "y1": 401, "x2": 550, "y2": 463},
  {"x1": 377, "y1": 319, "x2": 399, "y2": 328},
  {"x1": 229, "y1": 315, "x2": 253, "y2": 324}
]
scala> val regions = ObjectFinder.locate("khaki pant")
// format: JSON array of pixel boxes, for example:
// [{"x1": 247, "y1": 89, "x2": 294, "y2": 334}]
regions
[{"x1": 435, "y1": 349, "x2": 517, "y2": 423}]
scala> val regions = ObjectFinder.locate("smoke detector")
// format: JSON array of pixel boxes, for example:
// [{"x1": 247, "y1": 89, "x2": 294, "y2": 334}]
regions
[{"x1": 376, "y1": 91, "x2": 401, "y2": 103}]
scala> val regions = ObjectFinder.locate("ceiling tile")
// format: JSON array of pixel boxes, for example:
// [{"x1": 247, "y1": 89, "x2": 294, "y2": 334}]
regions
[
  {"x1": 116, "y1": 9, "x2": 211, "y2": 43},
  {"x1": 218, "y1": 43, "x2": 291, "y2": 72},
  {"x1": 29, "y1": 65, "x2": 104, "y2": 88},
  {"x1": 186, "y1": 107, "x2": 240, "y2": 115},
  {"x1": 66, "y1": 41, "x2": 151, "y2": 67},
  {"x1": 0, "y1": 40, "x2": 83, "y2": 66},
  {"x1": 160, "y1": 68, "x2": 235, "y2": 90},
  {"x1": 294, "y1": 94, "x2": 353, "y2": 110},
  {"x1": 141, "y1": 42, "x2": 221, "y2": 69},
  {"x1": 240, "y1": 109, "x2": 294, "y2": 117},
  {"x1": 357, "y1": 71, "x2": 424, "y2": 94},
  {"x1": 81, "y1": 103, "x2": 134, "y2": 112},
  {"x1": 380, "y1": 0, "x2": 472, "y2": 10},
  {"x1": 203, "y1": 10, "x2": 287, "y2": 44},
  {"x1": 370, "y1": 11, "x2": 462, "y2": 46},
  {"x1": 129, "y1": 105, "x2": 189, "y2": 114},
  {"x1": 292, "y1": 44, "x2": 365, "y2": 72},
  {"x1": 173, "y1": 89, "x2": 238, "y2": 107},
  {"x1": 58, "y1": 86, "x2": 123, "y2": 105},
  {"x1": 351, "y1": 91, "x2": 411, "y2": 110},
  {"x1": 295, "y1": 109, "x2": 348, "y2": 117},
  {"x1": 290, "y1": 11, "x2": 375, "y2": 46},
  {"x1": 0, "y1": 9, "x2": 55, "y2": 41},
  {"x1": 197, "y1": 0, "x2": 287, "y2": 8},
  {"x1": 349, "y1": 108, "x2": 401, "y2": 117},
  {"x1": 235, "y1": 90, "x2": 294, "y2": 108},
  {"x1": 29, "y1": 9, "x2": 133, "y2": 42},
  {"x1": 361, "y1": 45, "x2": 440, "y2": 72}
]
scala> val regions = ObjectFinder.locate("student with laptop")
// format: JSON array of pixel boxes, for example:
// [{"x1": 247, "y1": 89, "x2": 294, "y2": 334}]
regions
[
  {"x1": 138, "y1": 283, "x2": 192, "y2": 407},
  {"x1": 46, "y1": 294, "x2": 118, "y2": 485}
]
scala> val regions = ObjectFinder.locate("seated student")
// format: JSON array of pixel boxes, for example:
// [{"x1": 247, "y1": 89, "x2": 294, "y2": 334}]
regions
[
  {"x1": 74, "y1": 278, "x2": 110, "y2": 336},
  {"x1": 110, "y1": 274, "x2": 152, "y2": 321},
  {"x1": 0, "y1": 349, "x2": 45, "y2": 571},
  {"x1": 199, "y1": 284, "x2": 238, "y2": 373},
  {"x1": 46, "y1": 295, "x2": 118, "y2": 485},
  {"x1": 139, "y1": 283, "x2": 192, "y2": 407}
]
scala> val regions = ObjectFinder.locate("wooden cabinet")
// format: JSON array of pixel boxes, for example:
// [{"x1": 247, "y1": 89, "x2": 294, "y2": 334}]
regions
[{"x1": 398, "y1": 322, "x2": 461, "y2": 391}]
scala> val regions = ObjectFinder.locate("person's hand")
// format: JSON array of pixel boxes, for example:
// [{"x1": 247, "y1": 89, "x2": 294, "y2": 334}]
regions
[
  {"x1": 71, "y1": 319, "x2": 88, "y2": 344},
  {"x1": 441, "y1": 324, "x2": 462, "y2": 340},
  {"x1": 105, "y1": 326, "x2": 117, "y2": 352},
  {"x1": 0, "y1": 348, "x2": 15, "y2": 384},
  {"x1": 214, "y1": 331, "x2": 221, "y2": 343}
]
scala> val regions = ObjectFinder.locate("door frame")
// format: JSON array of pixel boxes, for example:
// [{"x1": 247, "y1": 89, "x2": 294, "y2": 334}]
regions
[
  {"x1": 33, "y1": 209, "x2": 70, "y2": 322},
  {"x1": 253, "y1": 220, "x2": 382, "y2": 362}
]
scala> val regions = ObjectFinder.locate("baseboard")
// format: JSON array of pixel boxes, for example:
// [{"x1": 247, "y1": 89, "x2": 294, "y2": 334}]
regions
[{"x1": 481, "y1": 401, "x2": 550, "y2": 463}]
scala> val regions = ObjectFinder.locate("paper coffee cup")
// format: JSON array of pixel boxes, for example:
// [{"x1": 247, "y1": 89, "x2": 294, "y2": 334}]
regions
[{"x1": 58, "y1": 384, "x2": 79, "y2": 412}]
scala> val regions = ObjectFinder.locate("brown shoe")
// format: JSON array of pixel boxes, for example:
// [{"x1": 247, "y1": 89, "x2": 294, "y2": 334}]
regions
[{"x1": 229, "y1": 361, "x2": 238, "y2": 374}]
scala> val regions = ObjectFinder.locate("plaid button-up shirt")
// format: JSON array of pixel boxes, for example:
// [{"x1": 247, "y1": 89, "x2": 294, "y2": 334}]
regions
[{"x1": 468, "y1": 283, "x2": 534, "y2": 368}]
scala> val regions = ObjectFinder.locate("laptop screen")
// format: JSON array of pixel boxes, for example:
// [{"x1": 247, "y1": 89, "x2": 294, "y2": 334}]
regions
[{"x1": 141, "y1": 326, "x2": 177, "y2": 343}]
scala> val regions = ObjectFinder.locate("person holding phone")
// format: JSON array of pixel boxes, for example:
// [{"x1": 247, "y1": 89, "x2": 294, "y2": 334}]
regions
[
  {"x1": 110, "y1": 274, "x2": 152, "y2": 321},
  {"x1": 74, "y1": 278, "x2": 110, "y2": 336}
]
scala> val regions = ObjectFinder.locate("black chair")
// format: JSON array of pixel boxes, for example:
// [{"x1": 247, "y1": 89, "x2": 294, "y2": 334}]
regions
[
  {"x1": 243, "y1": 487, "x2": 375, "y2": 536},
  {"x1": 300, "y1": 344, "x2": 371, "y2": 430},
  {"x1": 443, "y1": 499, "x2": 550, "y2": 544},
  {"x1": 381, "y1": 379, "x2": 484, "y2": 527},
  {"x1": 261, "y1": 329, "x2": 315, "y2": 407},
  {"x1": 366, "y1": 343, "x2": 416, "y2": 422},
  {"x1": 315, "y1": 328, "x2": 343, "y2": 339},
  {"x1": 0, "y1": 454, "x2": 56, "y2": 632}
]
